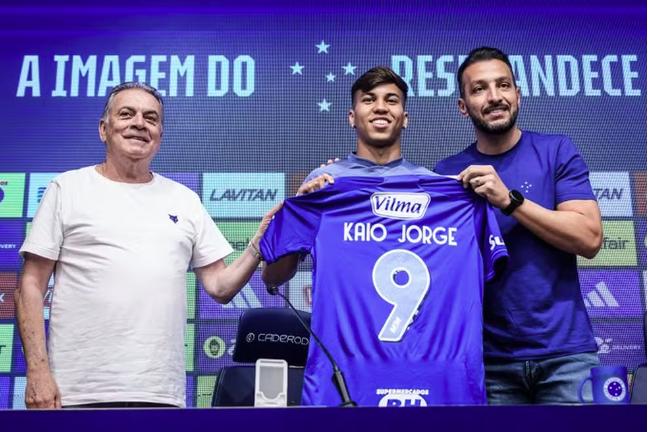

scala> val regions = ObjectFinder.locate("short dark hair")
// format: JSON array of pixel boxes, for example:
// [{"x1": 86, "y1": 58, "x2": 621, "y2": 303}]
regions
[
  {"x1": 351, "y1": 66, "x2": 408, "y2": 106},
  {"x1": 457, "y1": 47, "x2": 516, "y2": 97},
  {"x1": 101, "y1": 81, "x2": 164, "y2": 124}
]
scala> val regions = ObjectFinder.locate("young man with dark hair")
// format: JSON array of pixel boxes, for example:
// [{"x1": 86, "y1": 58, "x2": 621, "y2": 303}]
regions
[
  {"x1": 261, "y1": 67, "x2": 508, "y2": 406},
  {"x1": 264, "y1": 66, "x2": 433, "y2": 281},
  {"x1": 305, "y1": 65, "x2": 428, "y2": 182},
  {"x1": 435, "y1": 47, "x2": 603, "y2": 404},
  {"x1": 350, "y1": 65, "x2": 409, "y2": 104}
]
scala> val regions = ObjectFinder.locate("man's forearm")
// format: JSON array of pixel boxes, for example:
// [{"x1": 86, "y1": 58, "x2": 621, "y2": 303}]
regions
[
  {"x1": 512, "y1": 199, "x2": 603, "y2": 258},
  {"x1": 15, "y1": 280, "x2": 50, "y2": 373},
  {"x1": 198, "y1": 246, "x2": 262, "y2": 304},
  {"x1": 216, "y1": 247, "x2": 262, "y2": 302},
  {"x1": 199, "y1": 202, "x2": 284, "y2": 303},
  {"x1": 262, "y1": 254, "x2": 300, "y2": 288}
]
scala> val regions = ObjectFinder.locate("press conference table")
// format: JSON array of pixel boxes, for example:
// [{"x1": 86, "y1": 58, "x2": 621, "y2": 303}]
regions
[{"x1": 1, "y1": 405, "x2": 645, "y2": 432}]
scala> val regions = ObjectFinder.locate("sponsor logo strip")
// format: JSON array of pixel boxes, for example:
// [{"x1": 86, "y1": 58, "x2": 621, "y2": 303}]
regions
[
  {"x1": 579, "y1": 270, "x2": 642, "y2": 317},
  {"x1": 592, "y1": 321, "x2": 646, "y2": 367},
  {"x1": 0, "y1": 324, "x2": 15, "y2": 372},
  {"x1": 289, "y1": 271, "x2": 313, "y2": 313},
  {"x1": 196, "y1": 376, "x2": 218, "y2": 408},
  {"x1": 0, "y1": 221, "x2": 23, "y2": 270},
  {"x1": 0, "y1": 376, "x2": 9, "y2": 408},
  {"x1": 0, "y1": 174, "x2": 26, "y2": 218},
  {"x1": 12, "y1": 377, "x2": 26, "y2": 409},
  {"x1": 202, "y1": 173, "x2": 284, "y2": 218},
  {"x1": 0, "y1": 273, "x2": 17, "y2": 319},
  {"x1": 590, "y1": 172, "x2": 633, "y2": 217},
  {"x1": 633, "y1": 172, "x2": 646, "y2": 216},
  {"x1": 635, "y1": 219, "x2": 646, "y2": 267},
  {"x1": 186, "y1": 272, "x2": 196, "y2": 320},
  {"x1": 196, "y1": 321, "x2": 237, "y2": 373},
  {"x1": 185, "y1": 323, "x2": 195, "y2": 373},
  {"x1": 27, "y1": 173, "x2": 58, "y2": 218},
  {"x1": 578, "y1": 221, "x2": 636, "y2": 267}
]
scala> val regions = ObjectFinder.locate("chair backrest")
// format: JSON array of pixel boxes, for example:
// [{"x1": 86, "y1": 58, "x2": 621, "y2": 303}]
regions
[
  {"x1": 630, "y1": 364, "x2": 646, "y2": 404},
  {"x1": 232, "y1": 307, "x2": 311, "y2": 366},
  {"x1": 212, "y1": 308, "x2": 311, "y2": 407}
]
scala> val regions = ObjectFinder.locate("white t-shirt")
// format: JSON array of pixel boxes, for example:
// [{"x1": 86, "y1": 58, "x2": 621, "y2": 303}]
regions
[{"x1": 20, "y1": 166, "x2": 233, "y2": 407}]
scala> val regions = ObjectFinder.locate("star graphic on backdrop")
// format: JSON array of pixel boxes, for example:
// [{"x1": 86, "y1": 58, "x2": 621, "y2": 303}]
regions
[
  {"x1": 318, "y1": 99, "x2": 331, "y2": 112},
  {"x1": 325, "y1": 72, "x2": 336, "y2": 82},
  {"x1": 316, "y1": 40, "x2": 330, "y2": 53},
  {"x1": 342, "y1": 62, "x2": 357, "y2": 75},
  {"x1": 290, "y1": 62, "x2": 304, "y2": 75}
]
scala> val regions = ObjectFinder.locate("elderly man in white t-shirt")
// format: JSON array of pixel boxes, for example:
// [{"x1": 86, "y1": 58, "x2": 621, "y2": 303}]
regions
[{"x1": 16, "y1": 82, "x2": 275, "y2": 408}]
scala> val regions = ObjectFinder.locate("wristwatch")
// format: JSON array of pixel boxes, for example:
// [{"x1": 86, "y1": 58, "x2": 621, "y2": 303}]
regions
[{"x1": 502, "y1": 190, "x2": 524, "y2": 216}]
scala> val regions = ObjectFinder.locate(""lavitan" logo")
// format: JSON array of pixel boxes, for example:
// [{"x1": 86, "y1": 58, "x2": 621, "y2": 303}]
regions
[{"x1": 370, "y1": 192, "x2": 430, "y2": 220}]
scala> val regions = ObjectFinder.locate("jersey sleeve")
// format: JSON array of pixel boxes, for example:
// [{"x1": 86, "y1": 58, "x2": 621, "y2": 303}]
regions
[
  {"x1": 260, "y1": 195, "x2": 322, "y2": 263},
  {"x1": 20, "y1": 180, "x2": 64, "y2": 261},
  {"x1": 303, "y1": 166, "x2": 324, "y2": 183},
  {"x1": 475, "y1": 200, "x2": 509, "y2": 282},
  {"x1": 554, "y1": 136, "x2": 596, "y2": 203}
]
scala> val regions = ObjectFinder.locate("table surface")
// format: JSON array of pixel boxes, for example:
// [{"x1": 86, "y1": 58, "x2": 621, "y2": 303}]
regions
[{"x1": 1, "y1": 404, "x2": 645, "y2": 432}]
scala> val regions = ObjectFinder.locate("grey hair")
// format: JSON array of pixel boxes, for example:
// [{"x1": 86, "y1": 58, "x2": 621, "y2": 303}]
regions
[{"x1": 101, "y1": 81, "x2": 164, "y2": 125}]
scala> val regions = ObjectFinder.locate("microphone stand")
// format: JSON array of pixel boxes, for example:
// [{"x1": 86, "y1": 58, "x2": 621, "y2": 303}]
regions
[{"x1": 267, "y1": 285, "x2": 357, "y2": 407}]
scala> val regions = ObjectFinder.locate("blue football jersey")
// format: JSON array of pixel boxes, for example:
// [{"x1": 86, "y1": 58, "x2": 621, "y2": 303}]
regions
[{"x1": 260, "y1": 175, "x2": 508, "y2": 406}]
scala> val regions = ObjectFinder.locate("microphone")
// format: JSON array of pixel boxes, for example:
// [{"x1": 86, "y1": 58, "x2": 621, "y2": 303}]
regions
[{"x1": 267, "y1": 284, "x2": 356, "y2": 407}]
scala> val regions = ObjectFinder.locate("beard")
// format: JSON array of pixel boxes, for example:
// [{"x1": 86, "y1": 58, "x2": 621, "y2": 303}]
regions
[{"x1": 468, "y1": 104, "x2": 519, "y2": 135}]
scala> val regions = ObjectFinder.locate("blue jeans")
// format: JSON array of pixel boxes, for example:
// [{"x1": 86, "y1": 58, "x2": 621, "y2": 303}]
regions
[{"x1": 485, "y1": 352, "x2": 600, "y2": 404}]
